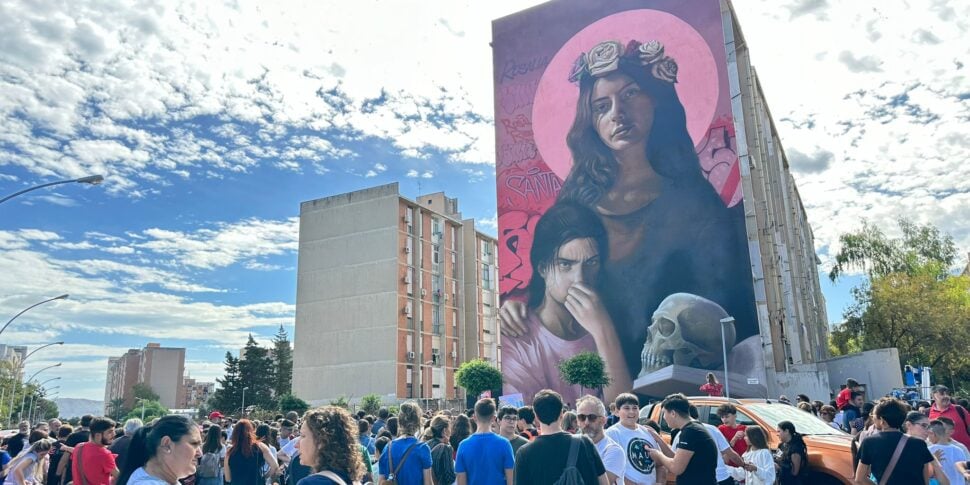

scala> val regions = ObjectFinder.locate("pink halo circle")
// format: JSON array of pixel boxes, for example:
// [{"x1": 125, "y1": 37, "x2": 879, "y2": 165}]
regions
[{"x1": 532, "y1": 9, "x2": 720, "y2": 182}]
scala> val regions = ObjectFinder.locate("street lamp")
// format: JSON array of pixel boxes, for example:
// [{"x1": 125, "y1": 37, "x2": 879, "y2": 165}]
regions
[
  {"x1": 36, "y1": 377, "x2": 61, "y2": 389},
  {"x1": 0, "y1": 175, "x2": 104, "y2": 205},
  {"x1": 1, "y1": 295, "x2": 69, "y2": 337},
  {"x1": 720, "y1": 317, "x2": 735, "y2": 399},
  {"x1": 22, "y1": 342, "x2": 65, "y2": 362},
  {"x1": 135, "y1": 397, "x2": 148, "y2": 420},
  {"x1": 20, "y1": 363, "x2": 61, "y2": 420},
  {"x1": 241, "y1": 387, "x2": 249, "y2": 417}
]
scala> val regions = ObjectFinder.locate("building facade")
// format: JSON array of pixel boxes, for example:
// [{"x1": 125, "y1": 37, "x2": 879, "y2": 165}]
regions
[
  {"x1": 180, "y1": 376, "x2": 215, "y2": 409},
  {"x1": 0, "y1": 345, "x2": 27, "y2": 382},
  {"x1": 293, "y1": 183, "x2": 498, "y2": 406},
  {"x1": 104, "y1": 343, "x2": 185, "y2": 412}
]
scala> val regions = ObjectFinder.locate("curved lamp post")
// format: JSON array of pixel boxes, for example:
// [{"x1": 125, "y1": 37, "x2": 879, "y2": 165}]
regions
[
  {"x1": 1, "y1": 295, "x2": 69, "y2": 337},
  {"x1": 0, "y1": 175, "x2": 104, "y2": 205},
  {"x1": 20, "y1": 363, "x2": 62, "y2": 419}
]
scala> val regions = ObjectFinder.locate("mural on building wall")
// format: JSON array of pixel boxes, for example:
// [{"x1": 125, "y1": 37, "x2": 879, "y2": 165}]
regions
[{"x1": 494, "y1": 0, "x2": 761, "y2": 404}]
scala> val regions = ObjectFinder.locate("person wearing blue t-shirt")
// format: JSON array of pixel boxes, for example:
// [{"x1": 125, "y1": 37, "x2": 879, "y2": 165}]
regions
[
  {"x1": 456, "y1": 399, "x2": 515, "y2": 485},
  {"x1": 378, "y1": 402, "x2": 432, "y2": 485}
]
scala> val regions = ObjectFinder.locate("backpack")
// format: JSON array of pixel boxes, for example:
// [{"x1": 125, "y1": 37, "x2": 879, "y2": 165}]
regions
[
  {"x1": 197, "y1": 452, "x2": 221, "y2": 478},
  {"x1": 384, "y1": 440, "x2": 419, "y2": 485},
  {"x1": 552, "y1": 435, "x2": 585, "y2": 485}
]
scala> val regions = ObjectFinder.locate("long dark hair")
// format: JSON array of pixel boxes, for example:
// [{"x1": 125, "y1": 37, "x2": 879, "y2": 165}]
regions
[
  {"x1": 203, "y1": 424, "x2": 222, "y2": 454},
  {"x1": 228, "y1": 419, "x2": 257, "y2": 459},
  {"x1": 778, "y1": 420, "x2": 806, "y2": 454},
  {"x1": 559, "y1": 57, "x2": 707, "y2": 207},
  {"x1": 526, "y1": 201, "x2": 609, "y2": 309},
  {"x1": 117, "y1": 415, "x2": 195, "y2": 485},
  {"x1": 745, "y1": 426, "x2": 769, "y2": 450},
  {"x1": 450, "y1": 415, "x2": 472, "y2": 451}
]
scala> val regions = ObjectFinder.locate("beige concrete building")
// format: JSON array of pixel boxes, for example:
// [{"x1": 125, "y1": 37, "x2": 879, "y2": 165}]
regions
[
  {"x1": 180, "y1": 376, "x2": 215, "y2": 409},
  {"x1": 293, "y1": 183, "x2": 497, "y2": 406},
  {"x1": 104, "y1": 343, "x2": 185, "y2": 412},
  {"x1": 0, "y1": 345, "x2": 27, "y2": 382}
]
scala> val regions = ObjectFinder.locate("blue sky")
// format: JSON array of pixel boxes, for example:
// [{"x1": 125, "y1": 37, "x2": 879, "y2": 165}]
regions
[{"x1": 0, "y1": 0, "x2": 967, "y2": 400}]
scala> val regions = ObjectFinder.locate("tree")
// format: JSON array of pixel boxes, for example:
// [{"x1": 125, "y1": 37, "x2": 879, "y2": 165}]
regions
[
  {"x1": 829, "y1": 218, "x2": 956, "y2": 282},
  {"x1": 272, "y1": 326, "x2": 293, "y2": 398},
  {"x1": 558, "y1": 352, "x2": 611, "y2": 395},
  {"x1": 107, "y1": 398, "x2": 129, "y2": 421},
  {"x1": 211, "y1": 351, "x2": 243, "y2": 415},
  {"x1": 278, "y1": 393, "x2": 309, "y2": 415},
  {"x1": 830, "y1": 219, "x2": 970, "y2": 393},
  {"x1": 33, "y1": 399, "x2": 58, "y2": 421},
  {"x1": 360, "y1": 394, "x2": 382, "y2": 416},
  {"x1": 238, "y1": 335, "x2": 276, "y2": 410},
  {"x1": 455, "y1": 359, "x2": 503, "y2": 398},
  {"x1": 132, "y1": 383, "x2": 160, "y2": 402},
  {"x1": 328, "y1": 396, "x2": 350, "y2": 409},
  {"x1": 126, "y1": 400, "x2": 169, "y2": 421}
]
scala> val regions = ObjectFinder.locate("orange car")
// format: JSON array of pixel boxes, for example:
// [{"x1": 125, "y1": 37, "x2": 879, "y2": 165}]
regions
[{"x1": 639, "y1": 396, "x2": 854, "y2": 484}]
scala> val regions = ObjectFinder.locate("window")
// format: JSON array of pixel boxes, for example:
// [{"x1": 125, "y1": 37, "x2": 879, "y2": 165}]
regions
[{"x1": 482, "y1": 263, "x2": 492, "y2": 290}]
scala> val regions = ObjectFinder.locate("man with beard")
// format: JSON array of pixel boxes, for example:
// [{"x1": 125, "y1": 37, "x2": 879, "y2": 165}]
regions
[
  {"x1": 577, "y1": 395, "x2": 626, "y2": 485},
  {"x1": 2, "y1": 421, "x2": 30, "y2": 457},
  {"x1": 930, "y1": 385, "x2": 970, "y2": 450},
  {"x1": 71, "y1": 417, "x2": 119, "y2": 485}
]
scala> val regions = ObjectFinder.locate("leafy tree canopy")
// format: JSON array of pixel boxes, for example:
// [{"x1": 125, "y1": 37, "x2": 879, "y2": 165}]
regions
[
  {"x1": 455, "y1": 359, "x2": 502, "y2": 398},
  {"x1": 558, "y1": 351, "x2": 611, "y2": 392}
]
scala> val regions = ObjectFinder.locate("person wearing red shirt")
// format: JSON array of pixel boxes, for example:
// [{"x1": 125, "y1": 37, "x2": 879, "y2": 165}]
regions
[
  {"x1": 835, "y1": 378, "x2": 861, "y2": 410},
  {"x1": 71, "y1": 417, "x2": 119, "y2": 485},
  {"x1": 716, "y1": 404, "x2": 747, "y2": 466},
  {"x1": 928, "y1": 385, "x2": 970, "y2": 449},
  {"x1": 700, "y1": 373, "x2": 724, "y2": 397}
]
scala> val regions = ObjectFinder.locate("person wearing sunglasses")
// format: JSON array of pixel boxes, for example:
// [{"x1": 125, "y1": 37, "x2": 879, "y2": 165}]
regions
[{"x1": 577, "y1": 395, "x2": 626, "y2": 485}]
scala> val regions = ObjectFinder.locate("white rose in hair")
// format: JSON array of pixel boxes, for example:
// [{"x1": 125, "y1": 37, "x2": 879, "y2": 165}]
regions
[
  {"x1": 651, "y1": 56, "x2": 678, "y2": 83},
  {"x1": 587, "y1": 41, "x2": 622, "y2": 77},
  {"x1": 638, "y1": 40, "x2": 665, "y2": 65}
]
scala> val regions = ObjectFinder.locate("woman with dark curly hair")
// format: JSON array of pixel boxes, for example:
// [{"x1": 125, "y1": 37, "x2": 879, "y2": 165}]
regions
[
  {"x1": 296, "y1": 406, "x2": 365, "y2": 485},
  {"x1": 503, "y1": 39, "x2": 756, "y2": 388}
]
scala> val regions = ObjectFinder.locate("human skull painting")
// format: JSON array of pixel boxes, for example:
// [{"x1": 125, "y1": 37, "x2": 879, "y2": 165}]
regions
[{"x1": 638, "y1": 293, "x2": 736, "y2": 378}]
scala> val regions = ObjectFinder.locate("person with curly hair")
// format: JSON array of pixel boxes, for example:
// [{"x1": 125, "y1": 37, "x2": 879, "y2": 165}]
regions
[
  {"x1": 296, "y1": 407, "x2": 365, "y2": 485},
  {"x1": 378, "y1": 402, "x2": 432, "y2": 485}
]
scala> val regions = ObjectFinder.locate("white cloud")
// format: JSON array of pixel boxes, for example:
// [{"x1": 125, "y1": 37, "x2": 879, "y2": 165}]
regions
[
  {"x1": 0, "y1": 0, "x2": 545, "y2": 191},
  {"x1": 421, "y1": 171, "x2": 434, "y2": 179},
  {"x1": 406, "y1": 169, "x2": 419, "y2": 178},
  {"x1": 134, "y1": 217, "x2": 298, "y2": 270}
]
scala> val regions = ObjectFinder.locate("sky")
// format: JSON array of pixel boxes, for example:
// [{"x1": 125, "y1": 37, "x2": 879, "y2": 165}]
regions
[{"x1": 0, "y1": 0, "x2": 967, "y2": 401}]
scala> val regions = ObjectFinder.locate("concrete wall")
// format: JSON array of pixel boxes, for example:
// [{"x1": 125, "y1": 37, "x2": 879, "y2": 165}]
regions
[
  {"x1": 824, "y1": 348, "x2": 903, "y2": 401},
  {"x1": 294, "y1": 184, "x2": 400, "y2": 402},
  {"x1": 769, "y1": 363, "x2": 832, "y2": 403}
]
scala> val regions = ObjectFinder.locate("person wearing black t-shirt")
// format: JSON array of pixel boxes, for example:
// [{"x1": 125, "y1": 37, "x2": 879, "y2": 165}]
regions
[
  {"x1": 513, "y1": 389, "x2": 608, "y2": 485},
  {"x1": 856, "y1": 398, "x2": 934, "y2": 485},
  {"x1": 648, "y1": 393, "x2": 718, "y2": 485}
]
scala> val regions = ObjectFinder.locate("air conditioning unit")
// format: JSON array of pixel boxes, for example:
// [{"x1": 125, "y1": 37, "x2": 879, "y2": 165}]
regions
[
  {"x1": 421, "y1": 289, "x2": 427, "y2": 296},
  {"x1": 403, "y1": 306, "x2": 411, "y2": 315},
  {"x1": 404, "y1": 246, "x2": 411, "y2": 253},
  {"x1": 450, "y1": 351, "x2": 457, "y2": 359},
  {"x1": 406, "y1": 351, "x2": 415, "y2": 360}
]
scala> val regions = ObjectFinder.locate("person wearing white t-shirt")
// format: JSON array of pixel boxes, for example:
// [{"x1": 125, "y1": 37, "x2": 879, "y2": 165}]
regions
[
  {"x1": 604, "y1": 393, "x2": 665, "y2": 485},
  {"x1": 668, "y1": 406, "x2": 743, "y2": 485},
  {"x1": 930, "y1": 420, "x2": 968, "y2": 485},
  {"x1": 578, "y1": 395, "x2": 626, "y2": 485}
]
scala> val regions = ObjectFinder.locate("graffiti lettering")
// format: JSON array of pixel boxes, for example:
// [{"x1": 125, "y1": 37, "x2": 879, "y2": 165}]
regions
[
  {"x1": 500, "y1": 114, "x2": 534, "y2": 143},
  {"x1": 498, "y1": 79, "x2": 540, "y2": 115},
  {"x1": 499, "y1": 141, "x2": 538, "y2": 167},
  {"x1": 504, "y1": 167, "x2": 563, "y2": 203},
  {"x1": 500, "y1": 56, "x2": 550, "y2": 83}
]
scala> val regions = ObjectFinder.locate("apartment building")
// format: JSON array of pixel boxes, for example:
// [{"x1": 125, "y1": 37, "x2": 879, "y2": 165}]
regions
[
  {"x1": 104, "y1": 343, "x2": 185, "y2": 411},
  {"x1": 180, "y1": 376, "x2": 215, "y2": 409},
  {"x1": 0, "y1": 345, "x2": 27, "y2": 382},
  {"x1": 293, "y1": 183, "x2": 498, "y2": 405}
]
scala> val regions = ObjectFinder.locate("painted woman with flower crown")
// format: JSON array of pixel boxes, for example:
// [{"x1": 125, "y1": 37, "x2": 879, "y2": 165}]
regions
[{"x1": 500, "y1": 39, "x2": 757, "y2": 390}]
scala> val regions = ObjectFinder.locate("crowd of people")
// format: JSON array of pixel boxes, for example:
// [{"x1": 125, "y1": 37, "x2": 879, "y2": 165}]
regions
[{"x1": 2, "y1": 381, "x2": 970, "y2": 485}]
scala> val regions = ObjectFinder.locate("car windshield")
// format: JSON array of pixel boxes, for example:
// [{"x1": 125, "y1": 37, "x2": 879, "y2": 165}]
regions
[{"x1": 745, "y1": 403, "x2": 846, "y2": 436}]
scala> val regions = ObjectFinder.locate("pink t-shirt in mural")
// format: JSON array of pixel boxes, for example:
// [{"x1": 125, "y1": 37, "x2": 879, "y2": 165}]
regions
[{"x1": 502, "y1": 312, "x2": 598, "y2": 404}]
